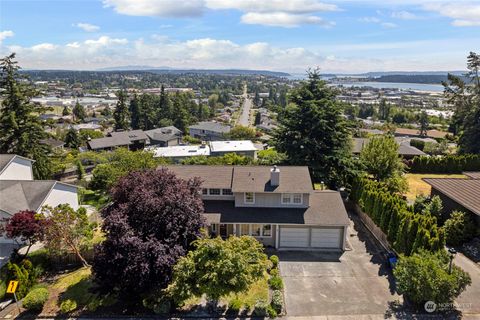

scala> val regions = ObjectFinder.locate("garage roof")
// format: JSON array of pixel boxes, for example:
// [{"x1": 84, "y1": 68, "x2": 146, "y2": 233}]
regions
[{"x1": 203, "y1": 191, "x2": 349, "y2": 226}]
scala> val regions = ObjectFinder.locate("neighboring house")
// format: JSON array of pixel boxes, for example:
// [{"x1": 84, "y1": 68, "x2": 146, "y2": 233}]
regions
[
  {"x1": 352, "y1": 137, "x2": 425, "y2": 159},
  {"x1": 87, "y1": 129, "x2": 148, "y2": 151},
  {"x1": 395, "y1": 128, "x2": 448, "y2": 139},
  {"x1": 424, "y1": 177, "x2": 480, "y2": 224},
  {"x1": 209, "y1": 140, "x2": 257, "y2": 158},
  {"x1": 163, "y1": 165, "x2": 349, "y2": 250},
  {"x1": 149, "y1": 140, "x2": 258, "y2": 162},
  {"x1": 73, "y1": 123, "x2": 102, "y2": 131},
  {"x1": 188, "y1": 121, "x2": 231, "y2": 141},
  {"x1": 40, "y1": 138, "x2": 65, "y2": 151},
  {"x1": 0, "y1": 154, "x2": 79, "y2": 244},
  {"x1": 0, "y1": 154, "x2": 34, "y2": 181},
  {"x1": 144, "y1": 126, "x2": 182, "y2": 147}
]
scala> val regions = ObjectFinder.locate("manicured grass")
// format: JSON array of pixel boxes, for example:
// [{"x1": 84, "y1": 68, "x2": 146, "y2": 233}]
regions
[
  {"x1": 80, "y1": 189, "x2": 109, "y2": 209},
  {"x1": 405, "y1": 173, "x2": 466, "y2": 201}
]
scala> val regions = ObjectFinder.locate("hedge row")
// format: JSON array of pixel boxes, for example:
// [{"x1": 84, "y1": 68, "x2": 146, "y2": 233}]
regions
[
  {"x1": 350, "y1": 177, "x2": 445, "y2": 255},
  {"x1": 408, "y1": 154, "x2": 480, "y2": 173}
]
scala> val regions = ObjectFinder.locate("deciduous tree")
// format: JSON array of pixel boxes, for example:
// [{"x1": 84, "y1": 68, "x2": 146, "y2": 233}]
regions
[
  {"x1": 1, "y1": 210, "x2": 46, "y2": 257},
  {"x1": 92, "y1": 169, "x2": 206, "y2": 299}
]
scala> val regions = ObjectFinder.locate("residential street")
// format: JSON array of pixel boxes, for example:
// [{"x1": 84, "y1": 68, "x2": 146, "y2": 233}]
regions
[
  {"x1": 454, "y1": 251, "x2": 480, "y2": 316},
  {"x1": 237, "y1": 86, "x2": 252, "y2": 127}
]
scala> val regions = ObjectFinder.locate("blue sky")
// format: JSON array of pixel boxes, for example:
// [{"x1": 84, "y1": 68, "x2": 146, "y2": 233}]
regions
[{"x1": 0, "y1": 0, "x2": 479, "y2": 72}]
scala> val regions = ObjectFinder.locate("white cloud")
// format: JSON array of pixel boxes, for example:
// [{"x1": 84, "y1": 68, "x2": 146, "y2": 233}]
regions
[
  {"x1": 391, "y1": 10, "x2": 418, "y2": 20},
  {"x1": 0, "y1": 30, "x2": 14, "y2": 44},
  {"x1": 381, "y1": 22, "x2": 397, "y2": 28},
  {"x1": 205, "y1": 0, "x2": 338, "y2": 14},
  {"x1": 241, "y1": 12, "x2": 334, "y2": 28},
  {"x1": 359, "y1": 17, "x2": 381, "y2": 23},
  {"x1": 31, "y1": 43, "x2": 57, "y2": 51},
  {"x1": 74, "y1": 23, "x2": 100, "y2": 32},
  {"x1": 103, "y1": 0, "x2": 205, "y2": 17},
  {"x1": 102, "y1": 0, "x2": 338, "y2": 27},
  {"x1": 423, "y1": 2, "x2": 480, "y2": 27}
]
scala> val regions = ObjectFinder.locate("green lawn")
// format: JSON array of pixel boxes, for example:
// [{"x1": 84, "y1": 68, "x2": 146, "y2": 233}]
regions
[{"x1": 405, "y1": 173, "x2": 466, "y2": 201}]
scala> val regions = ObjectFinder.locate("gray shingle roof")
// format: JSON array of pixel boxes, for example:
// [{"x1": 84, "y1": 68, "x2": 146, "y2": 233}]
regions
[
  {"x1": 424, "y1": 178, "x2": 480, "y2": 216},
  {"x1": 0, "y1": 180, "x2": 56, "y2": 215},
  {"x1": 109, "y1": 130, "x2": 148, "y2": 142},
  {"x1": 87, "y1": 135, "x2": 130, "y2": 150},
  {"x1": 144, "y1": 126, "x2": 182, "y2": 143},
  {"x1": 189, "y1": 121, "x2": 230, "y2": 133},
  {"x1": 351, "y1": 138, "x2": 425, "y2": 156},
  {"x1": 162, "y1": 165, "x2": 313, "y2": 193},
  {"x1": 203, "y1": 191, "x2": 349, "y2": 226}
]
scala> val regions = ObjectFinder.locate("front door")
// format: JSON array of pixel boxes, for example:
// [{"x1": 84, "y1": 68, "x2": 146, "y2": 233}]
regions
[{"x1": 219, "y1": 224, "x2": 228, "y2": 238}]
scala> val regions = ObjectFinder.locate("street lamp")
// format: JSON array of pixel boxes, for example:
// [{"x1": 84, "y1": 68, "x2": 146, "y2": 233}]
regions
[{"x1": 448, "y1": 248, "x2": 457, "y2": 274}]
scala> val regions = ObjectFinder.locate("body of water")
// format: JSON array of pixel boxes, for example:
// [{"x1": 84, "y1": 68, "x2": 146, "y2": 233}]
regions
[{"x1": 332, "y1": 81, "x2": 444, "y2": 92}]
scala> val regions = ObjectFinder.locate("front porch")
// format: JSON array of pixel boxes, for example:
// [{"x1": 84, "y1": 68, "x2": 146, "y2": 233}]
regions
[{"x1": 209, "y1": 223, "x2": 276, "y2": 248}]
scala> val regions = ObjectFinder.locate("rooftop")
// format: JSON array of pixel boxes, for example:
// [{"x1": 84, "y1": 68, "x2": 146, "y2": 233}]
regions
[
  {"x1": 464, "y1": 172, "x2": 480, "y2": 180},
  {"x1": 144, "y1": 126, "x2": 182, "y2": 143},
  {"x1": 423, "y1": 178, "x2": 480, "y2": 216},
  {"x1": 203, "y1": 191, "x2": 349, "y2": 226},
  {"x1": 210, "y1": 140, "x2": 257, "y2": 153},
  {"x1": 151, "y1": 145, "x2": 210, "y2": 158},
  {"x1": 189, "y1": 121, "x2": 231, "y2": 133},
  {"x1": 0, "y1": 154, "x2": 34, "y2": 174}
]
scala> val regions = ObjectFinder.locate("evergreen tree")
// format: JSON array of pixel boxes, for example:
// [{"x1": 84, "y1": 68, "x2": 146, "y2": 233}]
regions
[
  {"x1": 62, "y1": 105, "x2": 70, "y2": 116},
  {"x1": 418, "y1": 111, "x2": 429, "y2": 137},
  {"x1": 129, "y1": 94, "x2": 141, "y2": 130},
  {"x1": 273, "y1": 70, "x2": 354, "y2": 188},
  {"x1": 72, "y1": 100, "x2": 87, "y2": 122},
  {"x1": 113, "y1": 90, "x2": 130, "y2": 131},
  {"x1": 101, "y1": 105, "x2": 112, "y2": 117},
  {"x1": 64, "y1": 127, "x2": 80, "y2": 149},
  {"x1": 0, "y1": 53, "x2": 52, "y2": 179},
  {"x1": 378, "y1": 98, "x2": 391, "y2": 121},
  {"x1": 253, "y1": 90, "x2": 261, "y2": 107},
  {"x1": 444, "y1": 52, "x2": 480, "y2": 154}
]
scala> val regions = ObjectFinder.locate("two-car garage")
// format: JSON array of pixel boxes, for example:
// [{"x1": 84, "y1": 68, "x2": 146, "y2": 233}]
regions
[{"x1": 278, "y1": 226, "x2": 345, "y2": 250}]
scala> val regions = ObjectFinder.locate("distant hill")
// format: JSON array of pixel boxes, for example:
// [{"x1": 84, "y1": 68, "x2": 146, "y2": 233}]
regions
[
  {"x1": 348, "y1": 71, "x2": 467, "y2": 77},
  {"x1": 94, "y1": 66, "x2": 290, "y2": 77}
]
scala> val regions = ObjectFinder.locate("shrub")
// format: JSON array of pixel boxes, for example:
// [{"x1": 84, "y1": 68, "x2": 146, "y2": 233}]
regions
[
  {"x1": 253, "y1": 299, "x2": 268, "y2": 317},
  {"x1": 228, "y1": 297, "x2": 243, "y2": 313},
  {"x1": 409, "y1": 154, "x2": 480, "y2": 173},
  {"x1": 444, "y1": 211, "x2": 477, "y2": 246},
  {"x1": 0, "y1": 281, "x2": 6, "y2": 300},
  {"x1": 269, "y1": 255, "x2": 279, "y2": 268},
  {"x1": 60, "y1": 299, "x2": 78, "y2": 313},
  {"x1": 268, "y1": 276, "x2": 284, "y2": 290},
  {"x1": 271, "y1": 290, "x2": 283, "y2": 313},
  {"x1": 410, "y1": 139, "x2": 425, "y2": 151},
  {"x1": 22, "y1": 287, "x2": 49, "y2": 311},
  {"x1": 267, "y1": 304, "x2": 278, "y2": 318},
  {"x1": 393, "y1": 250, "x2": 471, "y2": 305},
  {"x1": 269, "y1": 268, "x2": 279, "y2": 277}
]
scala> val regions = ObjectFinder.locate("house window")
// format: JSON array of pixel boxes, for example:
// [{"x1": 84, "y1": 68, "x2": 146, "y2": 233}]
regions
[
  {"x1": 222, "y1": 188, "x2": 233, "y2": 195},
  {"x1": 202, "y1": 188, "x2": 208, "y2": 195},
  {"x1": 251, "y1": 224, "x2": 262, "y2": 237},
  {"x1": 211, "y1": 224, "x2": 217, "y2": 232},
  {"x1": 282, "y1": 193, "x2": 303, "y2": 205},
  {"x1": 282, "y1": 193, "x2": 291, "y2": 204},
  {"x1": 262, "y1": 224, "x2": 272, "y2": 236},
  {"x1": 209, "y1": 188, "x2": 220, "y2": 195},
  {"x1": 293, "y1": 194, "x2": 303, "y2": 204},
  {"x1": 244, "y1": 192, "x2": 255, "y2": 204}
]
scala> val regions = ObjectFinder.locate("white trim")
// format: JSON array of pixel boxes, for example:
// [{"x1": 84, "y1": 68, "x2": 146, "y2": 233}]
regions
[
  {"x1": 244, "y1": 192, "x2": 255, "y2": 204},
  {"x1": 281, "y1": 193, "x2": 303, "y2": 205}
]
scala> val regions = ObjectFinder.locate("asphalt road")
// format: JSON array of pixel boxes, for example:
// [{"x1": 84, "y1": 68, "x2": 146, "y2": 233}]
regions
[{"x1": 237, "y1": 89, "x2": 252, "y2": 127}]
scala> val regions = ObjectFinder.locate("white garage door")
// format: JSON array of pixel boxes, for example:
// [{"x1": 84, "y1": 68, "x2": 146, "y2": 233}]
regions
[
  {"x1": 311, "y1": 228, "x2": 342, "y2": 248},
  {"x1": 279, "y1": 227, "x2": 309, "y2": 248}
]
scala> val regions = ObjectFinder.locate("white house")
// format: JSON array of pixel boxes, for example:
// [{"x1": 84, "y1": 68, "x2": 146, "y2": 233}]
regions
[{"x1": 0, "y1": 154, "x2": 79, "y2": 244}]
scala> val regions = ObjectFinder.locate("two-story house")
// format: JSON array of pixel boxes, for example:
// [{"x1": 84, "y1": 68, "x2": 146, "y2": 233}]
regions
[
  {"x1": 188, "y1": 121, "x2": 231, "y2": 141},
  {"x1": 164, "y1": 165, "x2": 349, "y2": 250},
  {"x1": 0, "y1": 154, "x2": 79, "y2": 244}
]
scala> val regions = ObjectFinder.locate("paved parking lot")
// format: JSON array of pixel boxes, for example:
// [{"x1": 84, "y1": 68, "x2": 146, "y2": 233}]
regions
[{"x1": 279, "y1": 213, "x2": 401, "y2": 317}]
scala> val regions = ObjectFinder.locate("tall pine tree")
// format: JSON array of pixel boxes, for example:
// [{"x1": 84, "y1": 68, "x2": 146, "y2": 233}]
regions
[
  {"x1": 273, "y1": 70, "x2": 354, "y2": 189},
  {"x1": 113, "y1": 90, "x2": 130, "y2": 131},
  {"x1": 0, "y1": 53, "x2": 52, "y2": 179}
]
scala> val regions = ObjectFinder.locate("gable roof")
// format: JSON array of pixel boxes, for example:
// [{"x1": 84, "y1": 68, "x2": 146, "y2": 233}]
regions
[
  {"x1": 109, "y1": 130, "x2": 148, "y2": 142},
  {"x1": 188, "y1": 121, "x2": 230, "y2": 133},
  {"x1": 0, "y1": 154, "x2": 34, "y2": 175},
  {"x1": 232, "y1": 166, "x2": 312, "y2": 193},
  {"x1": 423, "y1": 178, "x2": 480, "y2": 216},
  {"x1": 203, "y1": 191, "x2": 348, "y2": 226},
  {"x1": 0, "y1": 180, "x2": 78, "y2": 216},
  {"x1": 395, "y1": 128, "x2": 448, "y2": 139},
  {"x1": 87, "y1": 135, "x2": 130, "y2": 150},
  {"x1": 144, "y1": 126, "x2": 182, "y2": 143},
  {"x1": 161, "y1": 165, "x2": 313, "y2": 193},
  {"x1": 351, "y1": 138, "x2": 425, "y2": 156}
]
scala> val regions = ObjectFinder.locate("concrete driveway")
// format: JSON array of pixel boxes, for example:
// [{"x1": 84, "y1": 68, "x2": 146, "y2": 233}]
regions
[{"x1": 279, "y1": 213, "x2": 401, "y2": 317}]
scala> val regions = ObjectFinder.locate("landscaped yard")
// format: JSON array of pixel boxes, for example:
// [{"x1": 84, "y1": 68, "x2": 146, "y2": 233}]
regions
[{"x1": 404, "y1": 173, "x2": 465, "y2": 201}]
